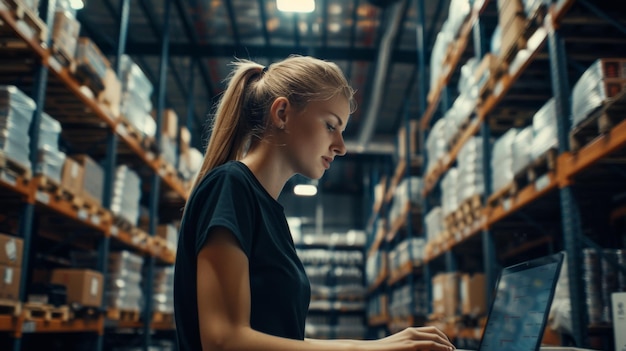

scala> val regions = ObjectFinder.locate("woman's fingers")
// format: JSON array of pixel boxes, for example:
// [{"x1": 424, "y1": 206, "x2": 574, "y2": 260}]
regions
[{"x1": 410, "y1": 327, "x2": 455, "y2": 349}]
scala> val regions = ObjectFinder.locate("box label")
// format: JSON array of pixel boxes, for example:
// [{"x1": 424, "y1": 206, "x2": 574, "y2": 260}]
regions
[
  {"x1": 5, "y1": 239, "x2": 17, "y2": 263},
  {"x1": 4, "y1": 267, "x2": 13, "y2": 284},
  {"x1": 90, "y1": 277, "x2": 98, "y2": 296}
]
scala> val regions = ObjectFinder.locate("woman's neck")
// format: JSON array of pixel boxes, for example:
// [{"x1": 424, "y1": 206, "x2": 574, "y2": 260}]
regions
[{"x1": 240, "y1": 147, "x2": 292, "y2": 200}]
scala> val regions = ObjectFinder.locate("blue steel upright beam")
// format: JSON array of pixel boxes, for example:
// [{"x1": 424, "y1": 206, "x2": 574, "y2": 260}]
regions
[
  {"x1": 143, "y1": 0, "x2": 172, "y2": 349},
  {"x1": 97, "y1": 2, "x2": 129, "y2": 350},
  {"x1": 547, "y1": 26, "x2": 588, "y2": 347},
  {"x1": 415, "y1": 0, "x2": 432, "y2": 316},
  {"x1": 472, "y1": 13, "x2": 498, "y2": 304},
  {"x1": 14, "y1": 2, "x2": 56, "y2": 351}
]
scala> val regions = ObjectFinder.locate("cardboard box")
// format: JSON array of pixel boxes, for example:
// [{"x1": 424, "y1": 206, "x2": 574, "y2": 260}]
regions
[
  {"x1": 73, "y1": 154, "x2": 104, "y2": 207},
  {"x1": 613, "y1": 292, "x2": 626, "y2": 351},
  {"x1": 0, "y1": 233, "x2": 23, "y2": 267},
  {"x1": 474, "y1": 53, "x2": 498, "y2": 90},
  {"x1": 0, "y1": 265, "x2": 21, "y2": 300},
  {"x1": 50, "y1": 269, "x2": 103, "y2": 307},
  {"x1": 52, "y1": 11, "x2": 81, "y2": 66},
  {"x1": 498, "y1": 0, "x2": 524, "y2": 29},
  {"x1": 74, "y1": 37, "x2": 111, "y2": 95},
  {"x1": 161, "y1": 109, "x2": 179, "y2": 140},
  {"x1": 61, "y1": 156, "x2": 84, "y2": 196},
  {"x1": 460, "y1": 273, "x2": 487, "y2": 317},
  {"x1": 97, "y1": 68, "x2": 122, "y2": 118},
  {"x1": 180, "y1": 126, "x2": 191, "y2": 153},
  {"x1": 432, "y1": 272, "x2": 460, "y2": 317},
  {"x1": 500, "y1": 15, "x2": 526, "y2": 59}
]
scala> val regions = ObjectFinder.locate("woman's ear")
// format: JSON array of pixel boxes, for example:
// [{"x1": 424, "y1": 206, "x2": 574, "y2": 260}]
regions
[{"x1": 269, "y1": 97, "x2": 290, "y2": 129}]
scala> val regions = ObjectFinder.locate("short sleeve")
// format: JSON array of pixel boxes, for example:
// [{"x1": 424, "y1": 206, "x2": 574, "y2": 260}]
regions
[{"x1": 188, "y1": 168, "x2": 256, "y2": 257}]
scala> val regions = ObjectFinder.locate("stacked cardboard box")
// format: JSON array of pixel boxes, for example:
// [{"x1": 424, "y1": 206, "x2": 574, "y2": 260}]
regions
[
  {"x1": 0, "y1": 86, "x2": 36, "y2": 172},
  {"x1": 432, "y1": 272, "x2": 460, "y2": 317},
  {"x1": 73, "y1": 154, "x2": 104, "y2": 207},
  {"x1": 50, "y1": 268, "x2": 103, "y2": 307},
  {"x1": 0, "y1": 233, "x2": 24, "y2": 300},
  {"x1": 497, "y1": 0, "x2": 526, "y2": 59},
  {"x1": 36, "y1": 113, "x2": 66, "y2": 184}
]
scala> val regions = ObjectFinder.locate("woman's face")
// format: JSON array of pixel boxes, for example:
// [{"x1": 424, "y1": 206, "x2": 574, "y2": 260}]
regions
[{"x1": 282, "y1": 94, "x2": 350, "y2": 179}]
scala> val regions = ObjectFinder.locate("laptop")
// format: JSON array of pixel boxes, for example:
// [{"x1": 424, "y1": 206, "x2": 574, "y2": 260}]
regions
[{"x1": 457, "y1": 252, "x2": 565, "y2": 351}]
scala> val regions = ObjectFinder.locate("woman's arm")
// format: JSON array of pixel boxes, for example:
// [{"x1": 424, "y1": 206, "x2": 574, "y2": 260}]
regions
[{"x1": 197, "y1": 227, "x2": 455, "y2": 351}]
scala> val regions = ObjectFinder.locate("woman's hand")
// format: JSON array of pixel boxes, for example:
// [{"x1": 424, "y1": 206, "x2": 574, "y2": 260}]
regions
[{"x1": 371, "y1": 326, "x2": 455, "y2": 350}]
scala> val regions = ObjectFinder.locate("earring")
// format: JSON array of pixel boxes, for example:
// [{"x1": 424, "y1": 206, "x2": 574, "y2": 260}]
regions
[{"x1": 279, "y1": 124, "x2": 285, "y2": 130}]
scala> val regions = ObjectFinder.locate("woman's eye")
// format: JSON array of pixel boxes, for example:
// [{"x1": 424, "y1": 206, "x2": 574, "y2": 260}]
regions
[{"x1": 326, "y1": 123, "x2": 336, "y2": 132}]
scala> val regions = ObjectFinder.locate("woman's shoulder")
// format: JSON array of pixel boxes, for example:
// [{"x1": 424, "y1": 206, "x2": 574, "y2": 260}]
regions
[{"x1": 196, "y1": 161, "x2": 251, "y2": 191}]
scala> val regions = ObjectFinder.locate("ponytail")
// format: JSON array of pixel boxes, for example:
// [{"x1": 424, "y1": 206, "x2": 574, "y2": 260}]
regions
[{"x1": 190, "y1": 61, "x2": 264, "y2": 191}]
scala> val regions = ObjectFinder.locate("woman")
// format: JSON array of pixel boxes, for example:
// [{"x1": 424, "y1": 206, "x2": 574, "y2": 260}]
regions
[{"x1": 174, "y1": 55, "x2": 455, "y2": 351}]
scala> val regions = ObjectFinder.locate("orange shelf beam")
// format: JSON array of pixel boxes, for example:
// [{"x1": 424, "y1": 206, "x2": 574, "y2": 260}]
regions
[
  {"x1": 31, "y1": 180, "x2": 110, "y2": 235},
  {"x1": 367, "y1": 270, "x2": 388, "y2": 294},
  {"x1": 0, "y1": 315, "x2": 18, "y2": 332},
  {"x1": 0, "y1": 173, "x2": 32, "y2": 200},
  {"x1": 22, "y1": 316, "x2": 104, "y2": 334},
  {"x1": 487, "y1": 172, "x2": 558, "y2": 225},
  {"x1": 559, "y1": 118, "x2": 626, "y2": 185}
]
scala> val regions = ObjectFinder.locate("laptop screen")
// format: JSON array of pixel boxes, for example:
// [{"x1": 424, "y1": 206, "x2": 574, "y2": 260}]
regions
[{"x1": 478, "y1": 253, "x2": 564, "y2": 351}]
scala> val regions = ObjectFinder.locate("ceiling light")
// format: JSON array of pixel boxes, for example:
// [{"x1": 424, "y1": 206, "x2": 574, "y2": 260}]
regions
[
  {"x1": 69, "y1": 0, "x2": 85, "y2": 10},
  {"x1": 294, "y1": 184, "x2": 317, "y2": 196},
  {"x1": 277, "y1": 0, "x2": 315, "y2": 13}
]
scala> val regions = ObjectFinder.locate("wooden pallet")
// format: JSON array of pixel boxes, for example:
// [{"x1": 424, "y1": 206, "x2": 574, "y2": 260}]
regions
[
  {"x1": 0, "y1": 151, "x2": 32, "y2": 180},
  {"x1": 23, "y1": 303, "x2": 70, "y2": 321},
  {"x1": 36, "y1": 176, "x2": 81, "y2": 207},
  {"x1": 570, "y1": 90, "x2": 626, "y2": 152},
  {"x1": 152, "y1": 311, "x2": 174, "y2": 324},
  {"x1": 112, "y1": 214, "x2": 134, "y2": 233},
  {"x1": 0, "y1": 298, "x2": 21, "y2": 316},
  {"x1": 0, "y1": 0, "x2": 48, "y2": 42},
  {"x1": 107, "y1": 308, "x2": 141, "y2": 322}
]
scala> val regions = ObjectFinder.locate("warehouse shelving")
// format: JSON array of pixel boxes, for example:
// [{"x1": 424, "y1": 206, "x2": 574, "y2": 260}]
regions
[
  {"x1": 0, "y1": 1, "x2": 182, "y2": 350},
  {"x1": 407, "y1": 0, "x2": 625, "y2": 348}
]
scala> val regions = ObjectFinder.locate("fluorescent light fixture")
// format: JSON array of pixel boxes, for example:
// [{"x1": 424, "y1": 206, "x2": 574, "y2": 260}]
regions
[
  {"x1": 294, "y1": 184, "x2": 317, "y2": 196},
  {"x1": 277, "y1": 0, "x2": 315, "y2": 13},
  {"x1": 70, "y1": 0, "x2": 85, "y2": 10}
]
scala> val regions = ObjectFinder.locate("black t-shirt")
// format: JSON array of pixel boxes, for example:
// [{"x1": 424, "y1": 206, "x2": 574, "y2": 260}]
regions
[{"x1": 174, "y1": 161, "x2": 311, "y2": 350}]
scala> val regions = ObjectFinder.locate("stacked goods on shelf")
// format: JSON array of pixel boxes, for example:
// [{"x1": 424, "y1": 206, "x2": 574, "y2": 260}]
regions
[
  {"x1": 388, "y1": 176, "x2": 422, "y2": 226},
  {"x1": 36, "y1": 112, "x2": 65, "y2": 184},
  {"x1": 0, "y1": 233, "x2": 24, "y2": 300},
  {"x1": 388, "y1": 237, "x2": 425, "y2": 275},
  {"x1": 365, "y1": 247, "x2": 386, "y2": 288},
  {"x1": 106, "y1": 251, "x2": 144, "y2": 312},
  {"x1": 119, "y1": 54, "x2": 155, "y2": 138},
  {"x1": 424, "y1": 207, "x2": 444, "y2": 244},
  {"x1": 530, "y1": 98, "x2": 557, "y2": 160},
  {"x1": 50, "y1": 268, "x2": 104, "y2": 308},
  {"x1": 0, "y1": 86, "x2": 35, "y2": 174},
  {"x1": 456, "y1": 137, "x2": 484, "y2": 206},
  {"x1": 431, "y1": 272, "x2": 460, "y2": 318},
  {"x1": 429, "y1": 0, "x2": 471, "y2": 99},
  {"x1": 111, "y1": 165, "x2": 141, "y2": 226},
  {"x1": 490, "y1": 128, "x2": 519, "y2": 194},
  {"x1": 178, "y1": 145, "x2": 203, "y2": 187},
  {"x1": 152, "y1": 266, "x2": 174, "y2": 316},
  {"x1": 74, "y1": 37, "x2": 111, "y2": 98},
  {"x1": 335, "y1": 315, "x2": 367, "y2": 339},
  {"x1": 388, "y1": 282, "x2": 427, "y2": 320},
  {"x1": 425, "y1": 118, "x2": 447, "y2": 172},
  {"x1": 441, "y1": 168, "x2": 458, "y2": 219},
  {"x1": 158, "y1": 109, "x2": 178, "y2": 167},
  {"x1": 73, "y1": 154, "x2": 104, "y2": 207},
  {"x1": 582, "y1": 249, "x2": 626, "y2": 325},
  {"x1": 571, "y1": 58, "x2": 626, "y2": 128},
  {"x1": 50, "y1": 3, "x2": 80, "y2": 67},
  {"x1": 156, "y1": 224, "x2": 178, "y2": 254},
  {"x1": 444, "y1": 58, "x2": 479, "y2": 138},
  {"x1": 298, "y1": 243, "x2": 367, "y2": 340},
  {"x1": 367, "y1": 294, "x2": 388, "y2": 322},
  {"x1": 496, "y1": 0, "x2": 526, "y2": 59},
  {"x1": 512, "y1": 126, "x2": 533, "y2": 176},
  {"x1": 460, "y1": 273, "x2": 486, "y2": 318},
  {"x1": 71, "y1": 250, "x2": 144, "y2": 311}
]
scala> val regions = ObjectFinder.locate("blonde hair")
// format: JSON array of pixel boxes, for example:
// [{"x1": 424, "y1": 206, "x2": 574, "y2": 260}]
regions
[{"x1": 189, "y1": 55, "x2": 356, "y2": 193}]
